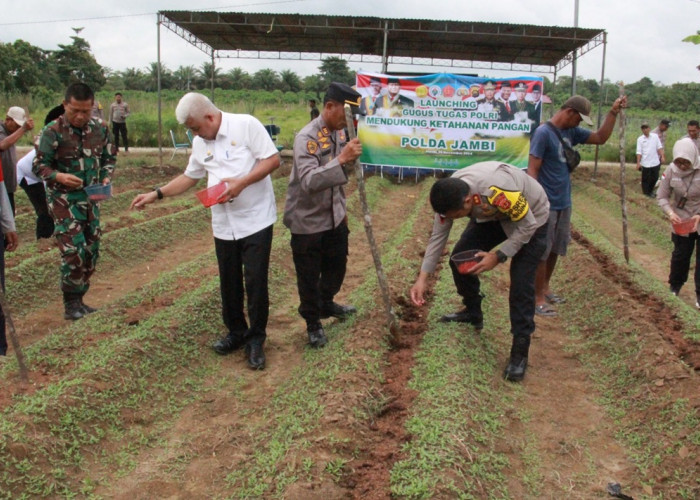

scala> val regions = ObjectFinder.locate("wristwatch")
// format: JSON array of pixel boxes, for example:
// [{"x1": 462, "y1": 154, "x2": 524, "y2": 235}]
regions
[
  {"x1": 155, "y1": 187, "x2": 163, "y2": 200},
  {"x1": 495, "y1": 250, "x2": 508, "y2": 264}
]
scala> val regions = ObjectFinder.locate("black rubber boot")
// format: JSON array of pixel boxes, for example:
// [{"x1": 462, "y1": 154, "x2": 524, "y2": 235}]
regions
[
  {"x1": 504, "y1": 335, "x2": 530, "y2": 382},
  {"x1": 79, "y1": 293, "x2": 98, "y2": 315},
  {"x1": 63, "y1": 292, "x2": 85, "y2": 321}
]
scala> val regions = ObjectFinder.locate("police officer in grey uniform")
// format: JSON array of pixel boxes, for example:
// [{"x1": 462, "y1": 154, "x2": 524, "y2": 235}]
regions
[{"x1": 283, "y1": 82, "x2": 363, "y2": 348}]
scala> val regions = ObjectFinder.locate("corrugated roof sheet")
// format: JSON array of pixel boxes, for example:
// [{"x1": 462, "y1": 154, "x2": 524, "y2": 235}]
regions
[{"x1": 159, "y1": 11, "x2": 604, "y2": 69}]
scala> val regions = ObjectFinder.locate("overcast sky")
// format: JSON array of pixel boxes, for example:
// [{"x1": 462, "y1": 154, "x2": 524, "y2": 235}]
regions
[{"x1": 2, "y1": 0, "x2": 700, "y2": 87}]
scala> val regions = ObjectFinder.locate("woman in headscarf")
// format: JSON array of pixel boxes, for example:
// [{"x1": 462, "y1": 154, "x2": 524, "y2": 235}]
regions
[{"x1": 657, "y1": 137, "x2": 700, "y2": 308}]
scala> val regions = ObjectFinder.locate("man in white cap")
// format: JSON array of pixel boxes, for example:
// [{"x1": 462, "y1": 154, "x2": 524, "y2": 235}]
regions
[
  {"x1": 527, "y1": 94, "x2": 626, "y2": 317},
  {"x1": 0, "y1": 106, "x2": 35, "y2": 212}
]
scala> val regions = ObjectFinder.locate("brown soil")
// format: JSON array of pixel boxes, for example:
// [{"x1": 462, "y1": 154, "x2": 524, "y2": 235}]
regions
[{"x1": 2, "y1": 161, "x2": 699, "y2": 498}]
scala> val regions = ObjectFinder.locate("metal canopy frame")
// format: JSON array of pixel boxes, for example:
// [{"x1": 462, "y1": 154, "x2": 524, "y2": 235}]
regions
[
  {"x1": 154, "y1": 11, "x2": 607, "y2": 165},
  {"x1": 158, "y1": 11, "x2": 604, "y2": 73}
]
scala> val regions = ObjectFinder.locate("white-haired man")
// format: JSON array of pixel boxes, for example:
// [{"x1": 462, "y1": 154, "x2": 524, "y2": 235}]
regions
[{"x1": 131, "y1": 93, "x2": 280, "y2": 370}]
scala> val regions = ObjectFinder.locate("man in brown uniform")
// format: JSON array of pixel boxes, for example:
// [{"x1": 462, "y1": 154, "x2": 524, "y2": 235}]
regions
[{"x1": 283, "y1": 82, "x2": 363, "y2": 348}]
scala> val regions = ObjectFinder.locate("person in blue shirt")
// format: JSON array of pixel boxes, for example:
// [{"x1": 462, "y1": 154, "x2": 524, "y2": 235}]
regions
[{"x1": 527, "y1": 94, "x2": 626, "y2": 316}]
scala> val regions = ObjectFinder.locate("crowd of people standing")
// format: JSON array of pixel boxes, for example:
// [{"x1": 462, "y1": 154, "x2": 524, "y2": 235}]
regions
[{"x1": 1, "y1": 82, "x2": 698, "y2": 385}]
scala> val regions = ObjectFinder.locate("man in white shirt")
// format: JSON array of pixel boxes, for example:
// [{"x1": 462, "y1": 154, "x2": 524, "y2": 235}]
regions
[
  {"x1": 130, "y1": 93, "x2": 280, "y2": 370},
  {"x1": 636, "y1": 123, "x2": 665, "y2": 197}
]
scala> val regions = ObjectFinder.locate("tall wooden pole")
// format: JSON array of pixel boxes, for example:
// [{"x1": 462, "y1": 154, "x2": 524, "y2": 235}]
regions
[
  {"x1": 617, "y1": 83, "x2": 630, "y2": 264},
  {"x1": 344, "y1": 105, "x2": 400, "y2": 343},
  {"x1": 0, "y1": 290, "x2": 29, "y2": 384}
]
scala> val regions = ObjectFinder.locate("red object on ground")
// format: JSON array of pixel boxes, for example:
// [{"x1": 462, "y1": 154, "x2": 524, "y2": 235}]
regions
[
  {"x1": 672, "y1": 219, "x2": 696, "y2": 236},
  {"x1": 451, "y1": 249, "x2": 482, "y2": 274},
  {"x1": 195, "y1": 182, "x2": 227, "y2": 207}
]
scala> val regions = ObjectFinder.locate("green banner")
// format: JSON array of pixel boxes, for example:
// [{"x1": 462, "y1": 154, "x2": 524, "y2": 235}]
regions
[{"x1": 356, "y1": 72, "x2": 544, "y2": 171}]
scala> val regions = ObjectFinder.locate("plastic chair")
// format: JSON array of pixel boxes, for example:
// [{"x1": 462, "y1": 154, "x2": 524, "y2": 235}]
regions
[
  {"x1": 186, "y1": 129, "x2": 194, "y2": 144},
  {"x1": 169, "y1": 130, "x2": 189, "y2": 160}
]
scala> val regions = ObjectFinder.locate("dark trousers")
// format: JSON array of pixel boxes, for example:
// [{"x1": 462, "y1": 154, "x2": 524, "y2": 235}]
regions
[
  {"x1": 214, "y1": 225, "x2": 273, "y2": 344},
  {"x1": 290, "y1": 222, "x2": 349, "y2": 329},
  {"x1": 669, "y1": 232, "x2": 700, "y2": 297},
  {"x1": 451, "y1": 220, "x2": 548, "y2": 337},
  {"x1": 19, "y1": 179, "x2": 54, "y2": 239},
  {"x1": 641, "y1": 165, "x2": 660, "y2": 196},
  {"x1": 112, "y1": 122, "x2": 128, "y2": 151},
  {"x1": 0, "y1": 230, "x2": 6, "y2": 355}
]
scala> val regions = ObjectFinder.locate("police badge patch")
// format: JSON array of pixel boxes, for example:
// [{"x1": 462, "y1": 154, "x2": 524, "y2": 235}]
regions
[
  {"x1": 487, "y1": 186, "x2": 529, "y2": 221},
  {"x1": 307, "y1": 140, "x2": 318, "y2": 154}
]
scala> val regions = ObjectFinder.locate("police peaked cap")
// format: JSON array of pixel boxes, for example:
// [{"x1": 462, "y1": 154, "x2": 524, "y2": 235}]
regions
[{"x1": 325, "y1": 82, "x2": 362, "y2": 107}]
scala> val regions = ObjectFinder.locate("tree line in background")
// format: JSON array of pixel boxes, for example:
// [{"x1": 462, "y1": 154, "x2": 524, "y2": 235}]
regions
[{"x1": 1, "y1": 35, "x2": 699, "y2": 114}]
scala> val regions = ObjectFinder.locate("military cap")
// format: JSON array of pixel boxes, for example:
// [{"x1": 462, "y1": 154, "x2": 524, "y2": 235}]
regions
[
  {"x1": 325, "y1": 82, "x2": 362, "y2": 107},
  {"x1": 483, "y1": 81, "x2": 496, "y2": 91},
  {"x1": 44, "y1": 104, "x2": 65, "y2": 125},
  {"x1": 514, "y1": 82, "x2": 528, "y2": 91},
  {"x1": 469, "y1": 83, "x2": 481, "y2": 90}
]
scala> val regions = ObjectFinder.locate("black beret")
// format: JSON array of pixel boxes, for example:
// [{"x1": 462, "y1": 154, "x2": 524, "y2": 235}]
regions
[{"x1": 325, "y1": 82, "x2": 361, "y2": 106}]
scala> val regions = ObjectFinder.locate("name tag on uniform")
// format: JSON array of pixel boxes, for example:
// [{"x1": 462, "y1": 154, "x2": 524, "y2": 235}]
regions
[{"x1": 204, "y1": 154, "x2": 214, "y2": 162}]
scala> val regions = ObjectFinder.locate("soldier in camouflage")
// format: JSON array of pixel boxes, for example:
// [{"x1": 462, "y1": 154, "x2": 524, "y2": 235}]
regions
[{"x1": 33, "y1": 82, "x2": 116, "y2": 320}]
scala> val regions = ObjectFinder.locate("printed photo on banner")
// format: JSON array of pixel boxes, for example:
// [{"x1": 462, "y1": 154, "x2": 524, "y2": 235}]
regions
[{"x1": 356, "y1": 72, "x2": 544, "y2": 172}]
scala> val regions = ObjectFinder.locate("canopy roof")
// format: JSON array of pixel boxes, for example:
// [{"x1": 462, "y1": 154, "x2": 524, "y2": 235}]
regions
[{"x1": 158, "y1": 11, "x2": 605, "y2": 73}]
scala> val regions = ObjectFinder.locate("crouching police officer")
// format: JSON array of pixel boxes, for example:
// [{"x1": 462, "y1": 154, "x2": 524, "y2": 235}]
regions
[{"x1": 410, "y1": 161, "x2": 550, "y2": 382}]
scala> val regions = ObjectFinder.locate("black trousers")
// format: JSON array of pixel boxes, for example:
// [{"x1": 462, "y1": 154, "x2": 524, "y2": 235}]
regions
[
  {"x1": 450, "y1": 220, "x2": 548, "y2": 337},
  {"x1": 19, "y1": 179, "x2": 54, "y2": 239},
  {"x1": 669, "y1": 231, "x2": 699, "y2": 297},
  {"x1": 0, "y1": 230, "x2": 5, "y2": 355},
  {"x1": 214, "y1": 225, "x2": 273, "y2": 344},
  {"x1": 112, "y1": 122, "x2": 128, "y2": 151},
  {"x1": 291, "y1": 222, "x2": 349, "y2": 329},
  {"x1": 641, "y1": 165, "x2": 660, "y2": 196}
]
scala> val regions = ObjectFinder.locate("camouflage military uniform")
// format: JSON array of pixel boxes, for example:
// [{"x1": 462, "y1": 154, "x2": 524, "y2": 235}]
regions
[{"x1": 33, "y1": 114, "x2": 115, "y2": 295}]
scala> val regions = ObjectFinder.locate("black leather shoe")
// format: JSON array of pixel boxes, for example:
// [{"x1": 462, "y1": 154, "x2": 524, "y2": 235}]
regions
[
  {"x1": 307, "y1": 328, "x2": 328, "y2": 348},
  {"x1": 245, "y1": 342, "x2": 266, "y2": 370},
  {"x1": 439, "y1": 309, "x2": 483, "y2": 330},
  {"x1": 320, "y1": 302, "x2": 357, "y2": 320},
  {"x1": 212, "y1": 332, "x2": 246, "y2": 355},
  {"x1": 504, "y1": 355, "x2": 528, "y2": 382}
]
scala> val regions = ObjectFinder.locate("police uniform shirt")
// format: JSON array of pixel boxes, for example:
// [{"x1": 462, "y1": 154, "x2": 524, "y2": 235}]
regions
[
  {"x1": 420, "y1": 161, "x2": 550, "y2": 274},
  {"x1": 184, "y1": 113, "x2": 279, "y2": 240},
  {"x1": 283, "y1": 115, "x2": 350, "y2": 234}
]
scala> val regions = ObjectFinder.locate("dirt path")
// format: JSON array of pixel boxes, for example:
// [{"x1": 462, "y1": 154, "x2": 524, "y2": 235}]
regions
[
  {"x1": 3, "y1": 163, "x2": 699, "y2": 498},
  {"x1": 94, "y1": 177, "x2": 428, "y2": 498}
]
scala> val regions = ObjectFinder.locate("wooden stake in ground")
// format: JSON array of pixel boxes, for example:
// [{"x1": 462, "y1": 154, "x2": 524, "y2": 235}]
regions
[
  {"x1": 343, "y1": 105, "x2": 400, "y2": 343},
  {"x1": 0, "y1": 290, "x2": 29, "y2": 383},
  {"x1": 617, "y1": 82, "x2": 630, "y2": 264}
]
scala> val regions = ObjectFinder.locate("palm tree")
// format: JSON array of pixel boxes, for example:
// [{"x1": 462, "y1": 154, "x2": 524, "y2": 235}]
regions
[
  {"x1": 173, "y1": 65, "x2": 197, "y2": 90},
  {"x1": 196, "y1": 61, "x2": 222, "y2": 89},
  {"x1": 279, "y1": 69, "x2": 302, "y2": 92},
  {"x1": 227, "y1": 67, "x2": 252, "y2": 90},
  {"x1": 252, "y1": 69, "x2": 281, "y2": 91}
]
